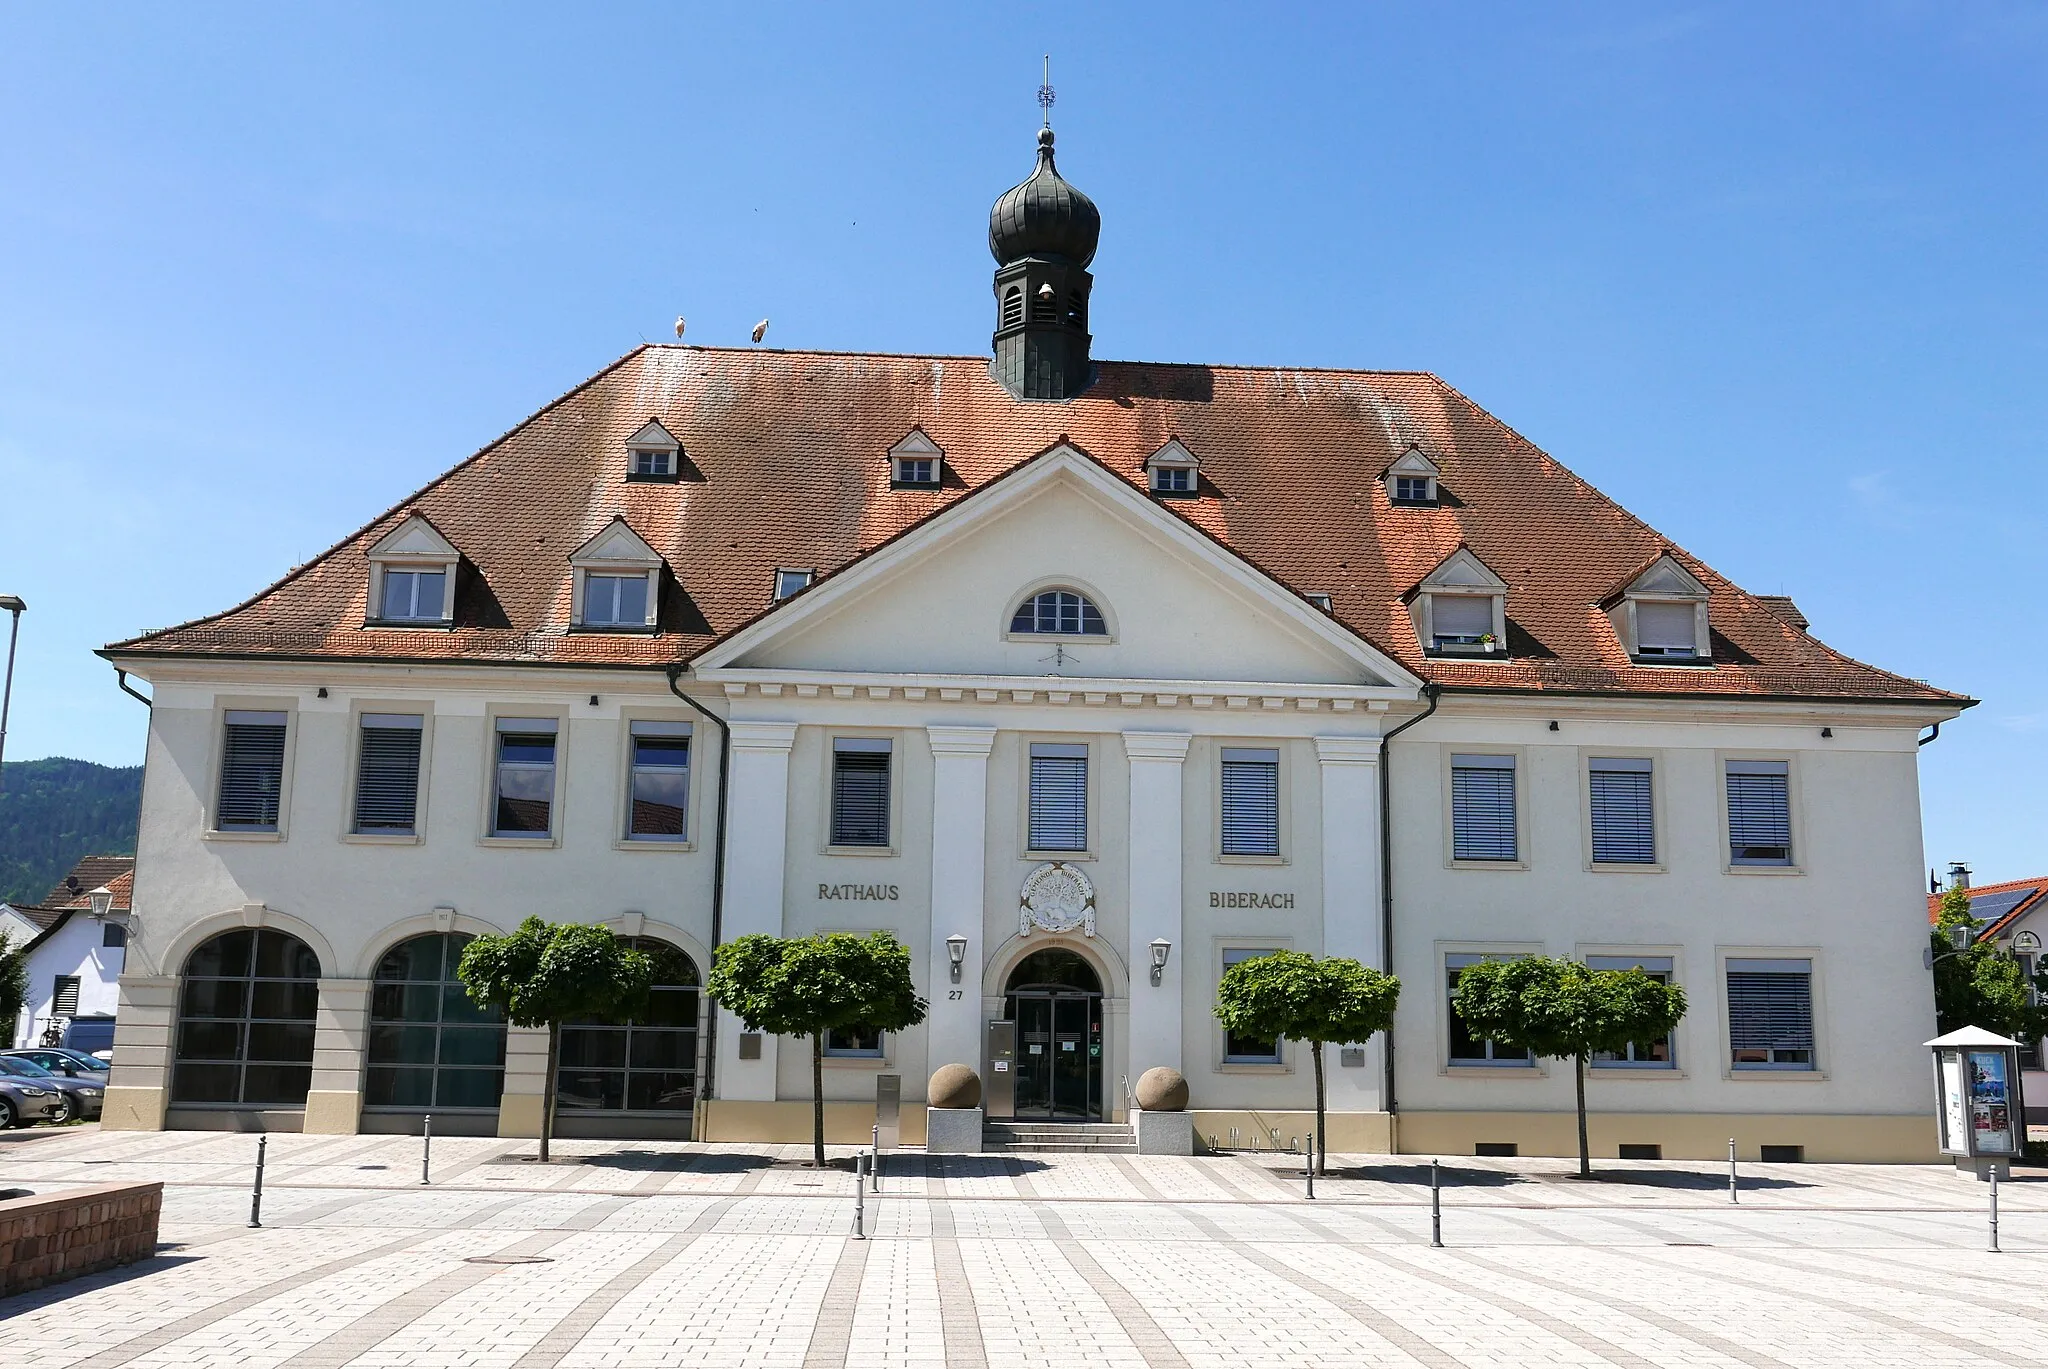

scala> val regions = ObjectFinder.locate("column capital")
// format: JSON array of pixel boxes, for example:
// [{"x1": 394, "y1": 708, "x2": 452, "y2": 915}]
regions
[
  {"x1": 927, "y1": 724, "x2": 998, "y2": 757},
  {"x1": 728, "y1": 719, "x2": 799, "y2": 753},
  {"x1": 1314, "y1": 735, "x2": 1381, "y2": 766},
  {"x1": 1122, "y1": 730, "x2": 1192, "y2": 762}
]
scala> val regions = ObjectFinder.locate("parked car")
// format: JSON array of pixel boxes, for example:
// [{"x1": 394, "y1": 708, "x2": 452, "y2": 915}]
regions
[
  {"x1": 0, "y1": 1057, "x2": 103, "y2": 1123},
  {"x1": 0, "y1": 1076, "x2": 64, "y2": 1129},
  {"x1": 2, "y1": 1048, "x2": 108, "y2": 1079}
]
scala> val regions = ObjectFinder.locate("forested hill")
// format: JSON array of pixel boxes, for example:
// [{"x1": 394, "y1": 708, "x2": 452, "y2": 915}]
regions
[{"x1": 0, "y1": 758, "x2": 143, "y2": 906}]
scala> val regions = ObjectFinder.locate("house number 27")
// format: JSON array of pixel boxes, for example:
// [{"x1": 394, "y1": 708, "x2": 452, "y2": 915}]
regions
[{"x1": 947, "y1": 990, "x2": 964, "y2": 1000}]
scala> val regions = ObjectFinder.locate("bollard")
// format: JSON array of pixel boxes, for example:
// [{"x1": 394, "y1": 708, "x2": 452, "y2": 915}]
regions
[
  {"x1": 872, "y1": 1124, "x2": 882, "y2": 1193},
  {"x1": 248, "y1": 1134, "x2": 268, "y2": 1228},
  {"x1": 1304, "y1": 1132, "x2": 1315, "y2": 1199},
  {"x1": 853, "y1": 1152, "x2": 868, "y2": 1240},
  {"x1": 420, "y1": 1114, "x2": 433, "y2": 1186},
  {"x1": 1430, "y1": 1158, "x2": 1443, "y2": 1248},
  {"x1": 1990, "y1": 1168, "x2": 2001, "y2": 1253},
  {"x1": 1728, "y1": 1137, "x2": 1738, "y2": 1205}
]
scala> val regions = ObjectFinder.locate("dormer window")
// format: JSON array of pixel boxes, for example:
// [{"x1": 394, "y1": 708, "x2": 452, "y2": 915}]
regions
[
  {"x1": 1306, "y1": 593, "x2": 1334, "y2": 612},
  {"x1": 1145, "y1": 439, "x2": 1199, "y2": 498},
  {"x1": 624, "y1": 418, "x2": 681, "y2": 483},
  {"x1": 365, "y1": 514, "x2": 460, "y2": 628},
  {"x1": 569, "y1": 517, "x2": 662, "y2": 632},
  {"x1": 1605, "y1": 553, "x2": 1711, "y2": 665},
  {"x1": 1384, "y1": 444, "x2": 1441, "y2": 506},
  {"x1": 889, "y1": 429, "x2": 944, "y2": 488},
  {"x1": 774, "y1": 568, "x2": 815, "y2": 601},
  {"x1": 1409, "y1": 547, "x2": 1509, "y2": 657}
]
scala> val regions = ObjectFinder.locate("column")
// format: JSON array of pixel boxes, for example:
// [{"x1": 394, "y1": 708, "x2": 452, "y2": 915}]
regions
[
  {"x1": 100, "y1": 974, "x2": 176, "y2": 1131},
  {"x1": 1123, "y1": 731, "x2": 1191, "y2": 1078},
  {"x1": 925, "y1": 725, "x2": 996, "y2": 1079},
  {"x1": 1315, "y1": 734, "x2": 1385, "y2": 1111},
  {"x1": 303, "y1": 977, "x2": 371, "y2": 1134},
  {"x1": 716, "y1": 720, "x2": 799, "y2": 1102},
  {"x1": 497, "y1": 1024, "x2": 551, "y2": 1137}
]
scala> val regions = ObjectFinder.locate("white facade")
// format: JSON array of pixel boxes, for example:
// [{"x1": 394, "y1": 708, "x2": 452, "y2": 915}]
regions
[{"x1": 7, "y1": 903, "x2": 127, "y2": 1051}]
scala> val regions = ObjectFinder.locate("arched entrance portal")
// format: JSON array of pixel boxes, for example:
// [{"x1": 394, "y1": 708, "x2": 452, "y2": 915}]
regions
[{"x1": 1004, "y1": 948, "x2": 1104, "y2": 1121}]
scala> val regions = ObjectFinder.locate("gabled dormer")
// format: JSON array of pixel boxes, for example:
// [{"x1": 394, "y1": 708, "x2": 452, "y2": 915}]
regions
[
  {"x1": 1140, "y1": 438, "x2": 1201, "y2": 498},
  {"x1": 365, "y1": 514, "x2": 459, "y2": 627},
  {"x1": 1383, "y1": 444, "x2": 1441, "y2": 506},
  {"x1": 624, "y1": 418, "x2": 682, "y2": 482},
  {"x1": 1603, "y1": 552, "x2": 1710, "y2": 664},
  {"x1": 888, "y1": 429, "x2": 944, "y2": 489},
  {"x1": 1407, "y1": 546, "x2": 1508, "y2": 657},
  {"x1": 569, "y1": 517, "x2": 663, "y2": 632}
]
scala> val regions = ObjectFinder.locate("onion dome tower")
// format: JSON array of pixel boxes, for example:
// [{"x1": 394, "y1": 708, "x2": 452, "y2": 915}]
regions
[{"x1": 988, "y1": 125, "x2": 1100, "y2": 400}]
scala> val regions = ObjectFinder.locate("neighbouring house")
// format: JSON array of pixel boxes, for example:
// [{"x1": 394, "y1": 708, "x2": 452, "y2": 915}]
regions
[
  {"x1": 97, "y1": 121, "x2": 1971, "y2": 1160},
  {"x1": 5, "y1": 856, "x2": 134, "y2": 1053},
  {"x1": 1928, "y1": 864, "x2": 2048, "y2": 1114}
]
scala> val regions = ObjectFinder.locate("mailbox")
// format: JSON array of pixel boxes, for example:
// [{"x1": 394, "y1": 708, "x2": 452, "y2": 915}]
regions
[{"x1": 1928, "y1": 1026, "x2": 2026, "y2": 1173}]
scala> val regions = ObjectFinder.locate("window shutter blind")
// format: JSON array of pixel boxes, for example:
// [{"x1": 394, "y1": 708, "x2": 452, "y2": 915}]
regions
[
  {"x1": 1432, "y1": 595, "x2": 1492, "y2": 638},
  {"x1": 1450, "y1": 754, "x2": 1517, "y2": 861},
  {"x1": 1220, "y1": 748, "x2": 1280, "y2": 856},
  {"x1": 831, "y1": 739, "x2": 892, "y2": 846},
  {"x1": 355, "y1": 714, "x2": 423, "y2": 832},
  {"x1": 218, "y1": 711, "x2": 288, "y2": 830},
  {"x1": 1635, "y1": 601, "x2": 1697, "y2": 653},
  {"x1": 53, "y1": 975, "x2": 80, "y2": 1016},
  {"x1": 1726, "y1": 760, "x2": 1791, "y2": 862},
  {"x1": 1588, "y1": 757, "x2": 1654, "y2": 864},
  {"x1": 1029, "y1": 743, "x2": 1089, "y2": 851},
  {"x1": 1727, "y1": 964, "x2": 1814, "y2": 1051}
]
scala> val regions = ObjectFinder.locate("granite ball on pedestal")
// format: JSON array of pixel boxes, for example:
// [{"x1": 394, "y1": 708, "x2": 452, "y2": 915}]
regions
[
  {"x1": 929, "y1": 1064, "x2": 982, "y2": 1111},
  {"x1": 1134, "y1": 1066, "x2": 1188, "y2": 1112}
]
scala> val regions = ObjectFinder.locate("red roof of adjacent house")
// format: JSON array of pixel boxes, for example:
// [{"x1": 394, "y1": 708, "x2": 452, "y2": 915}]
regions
[
  {"x1": 104, "y1": 346, "x2": 1968, "y2": 705},
  {"x1": 1927, "y1": 875, "x2": 2048, "y2": 939},
  {"x1": 7, "y1": 857, "x2": 136, "y2": 932}
]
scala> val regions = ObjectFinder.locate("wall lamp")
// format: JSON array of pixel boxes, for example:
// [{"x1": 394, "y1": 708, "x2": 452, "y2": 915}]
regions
[
  {"x1": 946, "y1": 933, "x2": 967, "y2": 983},
  {"x1": 1149, "y1": 937, "x2": 1172, "y2": 985}
]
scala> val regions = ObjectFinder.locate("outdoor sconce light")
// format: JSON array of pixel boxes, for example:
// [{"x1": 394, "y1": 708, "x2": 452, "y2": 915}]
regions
[
  {"x1": 88, "y1": 889, "x2": 113, "y2": 919},
  {"x1": 1149, "y1": 938, "x2": 1172, "y2": 985},
  {"x1": 946, "y1": 934, "x2": 967, "y2": 983}
]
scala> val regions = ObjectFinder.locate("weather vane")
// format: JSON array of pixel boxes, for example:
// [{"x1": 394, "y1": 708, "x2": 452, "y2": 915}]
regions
[{"x1": 1038, "y1": 54, "x2": 1055, "y2": 127}]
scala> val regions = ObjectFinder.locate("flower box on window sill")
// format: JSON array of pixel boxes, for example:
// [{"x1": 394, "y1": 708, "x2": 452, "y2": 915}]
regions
[{"x1": 1430, "y1": 641, "x2": 1502, "y2": 658}]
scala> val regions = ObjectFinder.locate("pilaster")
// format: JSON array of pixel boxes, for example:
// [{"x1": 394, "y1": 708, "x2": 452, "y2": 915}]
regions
[
  {"x1": 303, "y1": 977, "x2": 371, "y2": 1134},
  {"x1": 718, "y1": 719, "x2": 799, "y2": 1101},
  {"x1": 1315, "y1": 734, "x2": 1385, "y2": 1110},
  {"x1": 926, "y1": 725, "x2": 996, "y2": 1079},
  {"x1": 1123, "y1": 730, "x2": 1191, "y2": 1079}
]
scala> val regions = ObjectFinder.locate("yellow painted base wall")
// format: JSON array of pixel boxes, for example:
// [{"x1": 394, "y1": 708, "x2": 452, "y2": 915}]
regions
[
  {"x1": 1190, "y1": 1110, "x2": 1394, "y2": 1154},
  {"x1": 701, "y1": 1100, "x2": 931, "y2": 1147},
  {"x1": 303, "y1": 1091, "x2": 363, "y2": 1136},
  {"x1": 99, "y1": 1086, "x2": 167, "y2": 1132},
  {"x1": 1391, "y1": 1112, "x2": 1940, "y2": 1164},
  {"x1": 497, "y1": 1094, "x2": 546, "y2": 1139}
]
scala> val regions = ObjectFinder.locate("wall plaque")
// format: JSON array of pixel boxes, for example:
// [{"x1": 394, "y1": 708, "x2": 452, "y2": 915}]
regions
[{"x1": 1020, "y1": 861, "x2": 1096, "y2": 938}]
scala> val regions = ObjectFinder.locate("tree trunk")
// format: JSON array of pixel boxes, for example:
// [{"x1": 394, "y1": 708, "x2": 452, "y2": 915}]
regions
[
  {"x1": 1574, "y1": 1051, "x2": 1590, "y2": 1179},
  {"x1": 540, "y1": 1021, "x2": 560, "y2": 1165},
  {"x1": 811, "y1": 1033, "x2": 827, "y2": 1168},
  {"x1": 1312, "y1": 1040, "x2": 1328, "y2": 1176}
]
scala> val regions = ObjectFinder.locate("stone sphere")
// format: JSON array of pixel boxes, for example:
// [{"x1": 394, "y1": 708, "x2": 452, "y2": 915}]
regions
[
  {"x1": 928, "y1": 1064, "x2": 982, "y2": 1110},
  {"x1": 1135, "y1": 1066, "x2": 1189, "y2": 1112}
]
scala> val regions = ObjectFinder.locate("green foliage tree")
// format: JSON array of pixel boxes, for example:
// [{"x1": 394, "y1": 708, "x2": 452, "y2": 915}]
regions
[
  {"x1": 1213, "y1": 951, "x2": 1400, "y2": 1174},
  {"x1": 1931, "y1": 885, "x2": 2048, "y2": 1042},
  {"x1": 0, "y1": 758, "x2": 142, "y2": 906},
  {"x1": 1450, "y1": 956, "x2": 1688, "y2": 1178},
  {"x1": 456, "y1": 918, "x2": 655, "y2": 1162},
  {"x1": 0, "y1": 931, "x2": 28, "y2": 1038},
  {"x1": 706, "y1": 931, "x2": 928, "y2": 1167}
]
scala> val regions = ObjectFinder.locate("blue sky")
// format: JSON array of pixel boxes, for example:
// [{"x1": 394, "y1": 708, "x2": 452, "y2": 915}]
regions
[{"x1": 2, "y1": 4, "x2": 2042, "y2": 880}]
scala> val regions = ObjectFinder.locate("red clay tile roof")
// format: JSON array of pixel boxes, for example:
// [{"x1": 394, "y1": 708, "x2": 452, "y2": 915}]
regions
[
  {"x1": 1927, "y1": 875, "x2": 2048, "y2": 937},
  {"x1": 40, "y1": 856, "x2": 135, "y2": 911},
  {"x1": 105, "y1": 346, "x2": 1968, "y2": 705}
]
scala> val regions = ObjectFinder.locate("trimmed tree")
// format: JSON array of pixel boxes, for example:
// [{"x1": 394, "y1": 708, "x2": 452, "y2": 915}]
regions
[
  {"x1": 1213, "y1": 951, "x2": 1400, "y2": 1174},
  {"x1": 1931, "y1": 884, "x2": 2048, "y2": 1041},
  {"x1": 457, "y1": 918, "x2": 655, "y2": 1163},
  {"x1": 707, "y1": 931, "x2": 928, "y2": 1167},
  {"x1": 0, "y1": 932, "x2": 26, "y2": 1038},
  {"x1": 1451, "y1": 956, "x2": 1687, "y2": 1178}
]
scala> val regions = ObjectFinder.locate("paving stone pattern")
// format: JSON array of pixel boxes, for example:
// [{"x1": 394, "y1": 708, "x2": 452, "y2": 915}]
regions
[{"x1": 4, "y1": 1129, "x2": 2048, "y2": 1367}]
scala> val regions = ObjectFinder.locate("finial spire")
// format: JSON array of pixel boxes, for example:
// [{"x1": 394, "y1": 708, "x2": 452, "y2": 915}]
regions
[{"x1": 1038, "y1": 55, "x2": 1055, "y2": 129}]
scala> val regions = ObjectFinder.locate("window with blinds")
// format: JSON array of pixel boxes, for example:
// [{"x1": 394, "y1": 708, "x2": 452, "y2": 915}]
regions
[
  {"x1": 628, "y1": 722, "x2": 690, "y2": 841},
  {"x1": 1430, "y1": 594, "x2": 1493, "y2": 647},
  {"x1": 1588, "y1": 955, "x2": 1675, "y2": 1066},
  {"x1": 218, "y1": 710, "x2": 288, "y2": 832},
  {"x1": 52, "y1": 975, "x2": 80, "y2": 1017},
  {"x1": 353, "y1": 714, "x2": 423, "y2": 834},
  {"x1": 1726, "y1": 759, "x2": 1792, "y2": 865},
  {"x1": 1633, "y1": 601, "x2": 1699, "y2": 658},
  {"x1": 1588, "y1": 757, "x2": 1654, "y2": 865},
  {"x1": 830, "y1": 738, "x2": 892, "y2": 847},
  {"x1": 1029, "y1": 743, "x2": 1089, "y2": 852},
  {"x1": 493, "y1": 718, "x2": 557, "y2": 838},
  {"x1": 1220, "y1": 748, "x2": 1280, "y2": 857},
  {"x1": 1727, "y1": 958, "x2": 1814, "y2": 1068},
  {"x1": 1450, "y1": 754, "x2": 1517, "y2": 862}
]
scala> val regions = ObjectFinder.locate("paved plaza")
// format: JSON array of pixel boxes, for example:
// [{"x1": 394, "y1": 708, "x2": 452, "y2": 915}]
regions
[{"x1": 3, "y1": 1126, "x2": 2046, "y2": 1367}]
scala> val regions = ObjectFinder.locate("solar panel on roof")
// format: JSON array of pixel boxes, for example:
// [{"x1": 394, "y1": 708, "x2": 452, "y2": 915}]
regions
[{"x1": 1968, "y1": 888, "x2": 2041, "y2": 925}]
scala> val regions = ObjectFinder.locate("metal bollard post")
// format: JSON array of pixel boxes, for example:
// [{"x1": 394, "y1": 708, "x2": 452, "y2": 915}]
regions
[
  {"x1": 1430, "y1": 1158, "x2": 1443, "y2": 1248},
  {"x1": 1305, "y1": 1133, "x2": 1315, "y2": 1200},
  {"x1": 1728, "y1": 1138, "x2": 1738, "y2": 1204},
  {"x1": 420, "y1": 1114, "x2": 433, "y2": 1186},
  {"x1": 871, "y1": 1124, "x2": 882, "y2": 1193},
  {"x1": 1990, "y1": 1168, "x2": 2001, "y2": 1253},
  {"x1": 853, "y1": 1152, "x2": 868, "y2": 1240},
  {"x1": 248, "y1": 1134, "x2": 268, "y2": 1228}
]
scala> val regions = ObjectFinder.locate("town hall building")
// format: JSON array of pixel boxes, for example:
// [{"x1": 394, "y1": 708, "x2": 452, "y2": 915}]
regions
[{"x1": 98, "y1": 124, "x2": 1968, "y2": 1160}]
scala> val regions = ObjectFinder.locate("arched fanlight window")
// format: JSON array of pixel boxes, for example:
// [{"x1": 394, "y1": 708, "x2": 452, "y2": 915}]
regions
[
  {"x1": 557, "y1": 939, "x2": 701, "y2": 1114},
  {"x1": 1001, "y1": 286, "x2": 1024, "y2": 329},
  {"x1": 172, "y1": 929, "x2": 320, "y2": 1106},
  {"x1": 1009, "y1": 589, "x2": 1108, "y2": 636}
]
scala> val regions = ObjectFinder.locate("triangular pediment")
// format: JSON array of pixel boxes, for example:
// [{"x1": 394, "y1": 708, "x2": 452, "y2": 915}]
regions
[
  {"x1": 1418, "y1": 547, "x2": 1507, "y2": 593},
  {"x1": 1384, "y1": 445, "x2": 1441, "y2": 479},
  {"x1": 368, "y1": 514, "x2": 458, "y2": 561},
  {"x1": 1625, "y1": 553, "x2": 1709, "y2": 600},
  {"x1": 571, "y1": 516, "x2": 662, "y2": 567},
  {"x1": 888, "y1": 428, "x2": 943, "y2": 458},
  {"x1": 1146, "y1": 438, "x2": 1198, "y2": 468},
  {"x1": 626, "y1": 418, "x2": 680, "y2": 451},
  {"x1": 694, "y1": 443, "x2": 1419, "y2": 689}
]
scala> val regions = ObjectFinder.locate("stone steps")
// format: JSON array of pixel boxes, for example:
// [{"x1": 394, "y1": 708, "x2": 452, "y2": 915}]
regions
[{"x1": 982, "y1": 1121, "x2": 1137, "y2": 1154}]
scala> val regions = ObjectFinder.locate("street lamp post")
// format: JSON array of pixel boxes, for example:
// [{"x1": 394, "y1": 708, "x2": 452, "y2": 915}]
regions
[{"x1": 0, "y1": 595, "x2": 24, "y2": 795}]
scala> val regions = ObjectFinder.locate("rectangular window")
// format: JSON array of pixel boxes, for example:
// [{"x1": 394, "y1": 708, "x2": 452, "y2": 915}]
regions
[
  {"x1": 1445, "y1": 954, "x2": 1531, "y2": 1065},
  {"x1": 1028, "y1": 743, "x2": 1089, "y2": 852},
  {"x1": 354, "y1": 713, "x2": 424, "y2": 834},
  {"x1": 628, "y1": 722, "x2": 690, "y2": 841},
  {"x1": 1432, "y1": 594, "x2": 1492, "y2": 647},
  {"x1": 217, "y1": 709, "x2": 288, "y2": 832},
  {"x1": 1635, "y1": 601, "x2": 1698, "y2": 657},
  {"x1": 583, "y1": 572, "x2": 649, "y2": 627},
  {"x1": 824, "y1": 1024, "x2": 883, "y2": 1057},
  {"x1": 380, "y1": 568, "x2": 446, "y2": 622},
  {"x1": 493, "y1": 718, "x2": 558, "y2": 838},
  {"x1": 52, "y1": 975, "x2": 81, "y2": 1017},
  {"x1": 104, "y1": 922, "x2": 128, "y2": 949},
  {"x1": 1588, "y1": 955, "x2": 1675, "y2": 1067},
  {"x1": 1222, "y1": 948, "x2": 1282, "y2": 1062},
  {"x1": 1588, "y1": 757, "x2": 1654, "y2": 865},
  {"x1": 1450, "y1": 753, "x2": 1517, "y2": 862},
  {"x1": 1220, "y1": 747, "x2": 1281, "y2": 857},
  {"x1": 1727, "y1": 957, "x2": 1815, "y2": 1069},
  {"x1": 1394, "y1": 476, "x2": 1432, "y2": 503},
  {"x1": 1726, "y1": 759, "x2": 1792, "y2": 865},
  {"x1": 894, "y1": 458, "x2": 937, "y2": 486},
  {"x1": 830, "y1": 738, "x2": 892, "y2": 847},
  {"x1": 1152, "y1": 465, "x2": 1194, "y2": 493},
  {"x1": 774, "y1": 568, "x2": 814, "y2": 600},
  {"x1": 630, "y1": 448, "x2": 673, "y2": 477}
]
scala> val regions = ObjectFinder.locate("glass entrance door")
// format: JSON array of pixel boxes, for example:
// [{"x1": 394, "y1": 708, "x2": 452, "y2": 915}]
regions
[{"x1": 1008, "y1": 990, "x2": 1102, "y2": 1120}]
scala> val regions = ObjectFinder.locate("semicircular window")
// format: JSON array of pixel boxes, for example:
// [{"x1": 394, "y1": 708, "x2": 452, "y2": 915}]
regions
[
  {"x1": 1009, "y1": 589, "x2": 1108, "y2": 636},
  {"x1": 172, "y1": 929, "x2": 320, "y2": 1107},
  {"x1": 556, "y1": 939, "x2": 701, "y2": 1114}
]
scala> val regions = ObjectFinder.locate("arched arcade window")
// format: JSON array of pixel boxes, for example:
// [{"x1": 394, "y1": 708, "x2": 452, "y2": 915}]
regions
[
  {"x1": 557, "y1": 939, "x2": 701, "y2": 1114},
  {"x1": 1009, "y1": 589, "x2": 1108, "y2": 637},
  {"x1": 367, "y1": 933, "x2": 506, "y2": 1111},
  {"x1": 171, "y1": 929, "x2": 320, "y2": 1106}
]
